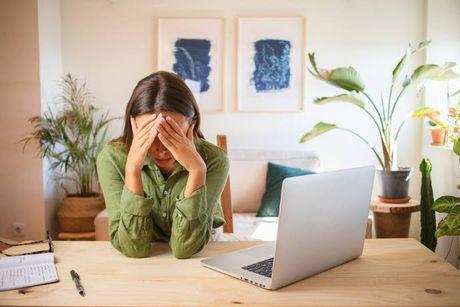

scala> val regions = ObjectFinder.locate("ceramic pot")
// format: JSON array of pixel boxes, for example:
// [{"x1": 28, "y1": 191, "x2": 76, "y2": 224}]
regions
[
  {"x1": 376, "y1": 168, "x2": 413, "y2": 201},
  {"x1": 57, "y1": 194, "x2": 105, "y2": 233}
]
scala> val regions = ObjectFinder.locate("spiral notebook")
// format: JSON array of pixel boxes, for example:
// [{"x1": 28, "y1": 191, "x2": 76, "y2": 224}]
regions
[{"x1": 0, "y1": 253, "x2": 59, "y2": 291}]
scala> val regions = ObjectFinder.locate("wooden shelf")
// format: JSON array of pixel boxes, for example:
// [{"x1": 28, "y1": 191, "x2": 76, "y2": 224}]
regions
[
  {"x1": 371, "y1": 199, "x2": 420, "y2": 214},
  {"x1": 57, "y1": 232, "x2": 95, "y2": 241}
]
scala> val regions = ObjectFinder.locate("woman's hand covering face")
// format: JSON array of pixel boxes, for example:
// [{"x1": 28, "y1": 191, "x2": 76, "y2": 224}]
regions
[{"x1": 155, "y1": 114, "x2": 205, "y2": 173}]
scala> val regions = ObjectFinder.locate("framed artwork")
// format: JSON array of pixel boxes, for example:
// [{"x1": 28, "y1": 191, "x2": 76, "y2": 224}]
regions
[
  {"x1": 157, "y1": 18, "x2": 224, "y2": 112},
  {"x1": 237, "y1": 17, "x2": 305, "y2": 112}
]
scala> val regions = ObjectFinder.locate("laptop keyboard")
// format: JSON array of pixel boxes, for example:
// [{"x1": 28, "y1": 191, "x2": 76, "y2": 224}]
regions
[{"x1": 241, "y1": 257, "x2": 274, "y2": 278}]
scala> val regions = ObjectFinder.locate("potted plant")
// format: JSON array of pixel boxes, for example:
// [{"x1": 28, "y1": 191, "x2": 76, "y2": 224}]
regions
[
  {"x1": 301, "y1": 40, "x2": 459, "y2": 202},
  {"x1": 22, "y1": 74, "x2": 117, "y2": 233},
  {"x1": 412, "y1": 106, "x2": 448, "y2": 145},
  {"x1": 418, "y1": 137, "x2": 460, "y2": 262},
  {"x1": 413, "y1": 87, "x2": 460, "y2": 146},
  {"x1": 430, "y1": 126, "x2": 447, "y2": 145}
]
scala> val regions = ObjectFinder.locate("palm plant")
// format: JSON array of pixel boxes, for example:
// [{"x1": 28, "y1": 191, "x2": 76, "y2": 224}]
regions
[
  {"x1": 22, "y1": 74, "x2": 117, "y2": 196},
  {"x1": 301, "y1": 40, "x2": 459, "y2": 171}
]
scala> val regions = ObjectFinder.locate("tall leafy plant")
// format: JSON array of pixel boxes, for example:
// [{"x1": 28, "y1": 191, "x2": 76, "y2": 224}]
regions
[
  {"x1": 301, "y1": 41, "x2": 460, "y2": 170},
  {"x1": 22, "y1": 74, "x2": 117, "y2": 196},
  {"x1": 433, "y1": 135, "x2": 460, "y2": 239}
]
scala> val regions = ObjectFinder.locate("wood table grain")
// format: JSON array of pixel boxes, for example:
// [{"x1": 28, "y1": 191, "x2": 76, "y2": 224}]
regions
[{"x1": 0, "y1": 239, "x2": 459, "y2": 306}]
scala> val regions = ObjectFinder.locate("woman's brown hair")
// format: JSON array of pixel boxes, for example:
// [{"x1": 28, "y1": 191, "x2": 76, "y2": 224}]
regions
[{"x1": 114, "y1": 71, "x2": 204, "y2": 149}]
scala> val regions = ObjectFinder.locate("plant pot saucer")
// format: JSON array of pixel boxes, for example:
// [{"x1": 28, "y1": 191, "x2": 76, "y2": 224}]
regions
[{"x1": 377, "y1": 196, "x2": 411, "y2": 204}]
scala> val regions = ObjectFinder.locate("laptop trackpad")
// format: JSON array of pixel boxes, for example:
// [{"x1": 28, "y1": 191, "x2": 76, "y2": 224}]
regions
[{"x1": 239, "y1": 244, "x2": 274, "y2": 259}]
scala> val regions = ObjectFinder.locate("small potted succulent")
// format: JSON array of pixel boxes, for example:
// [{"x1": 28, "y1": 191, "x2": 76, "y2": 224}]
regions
[
  {"x1": 22, "y1": 74, "x2": 118, "y2": 234},
  {"x1": 301, "y1": 40, "x2": 459, "y2": 203}
]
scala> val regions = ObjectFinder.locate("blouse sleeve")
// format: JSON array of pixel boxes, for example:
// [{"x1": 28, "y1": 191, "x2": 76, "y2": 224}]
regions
[
  {"x1": 96, "y1": 146, "x2": 154, "y2": 258},
  {"x1": 169, "y1": 153, "x2": 229, "y2": 259}
]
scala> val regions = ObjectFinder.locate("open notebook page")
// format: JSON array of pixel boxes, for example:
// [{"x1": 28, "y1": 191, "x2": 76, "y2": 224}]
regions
[{"x1": 0, "y1": 253, "x2": 59, "y2": 291}]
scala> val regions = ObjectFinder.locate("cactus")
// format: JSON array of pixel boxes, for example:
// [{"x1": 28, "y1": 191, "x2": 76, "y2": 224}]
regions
[{"x1": 419, "y1": 158, "x2": 437, "y2": 252}]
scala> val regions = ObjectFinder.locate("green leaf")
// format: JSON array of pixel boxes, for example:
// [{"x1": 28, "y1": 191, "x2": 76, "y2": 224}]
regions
[
  {"x1": 392, "y1": 40, "x2": 431, "y2": 83},
  {"x1": 314, "y1": 94, "x2": 365, "y2": 108},
  {"x1": 411, "y1": 64, "x2": 437, "y2": 81},
  {"x1": 300, "y1": 122, "x2": 337, "y2": 143},
  {"x1": 435, "y1": 215, "x2": 460, "y2": 238},
  {"x1": 410, "y1": 40, "x2": 431, "y2": 54},
  {"x1": 453, "y1": 136, "x2": 460, "y2": 157},
  {"x1": 307, "y1": 53, "x2": 365, "y2": 92},
  {"x1": 451, "y1": 89, "x2": 460, "y2": 97},
  {"x1": 412, "y1": 107, "x2": 447, "y2": 129},
  {"x1": 308, "y1": 53, "x2": 321, "y2": 76},
  {"x1": 433, "y1": 196, "x2": 460, "y2": 213},
  {"x1": 411, "y1": 62, "x2": 460, "y2": 82},
  {"x1": 392, "y1": 51, "x2": 408, "y2": 82},
  {"x1": 412, "y1": 106, "x2": 440, "y2": 118},
  {"x1": 445, "y1": 211, "x2": 460, "y2": 230},
  {"x1": 328, "y1": 67, "x2": 365, "y2": 92},
  {"x1": 435, "y1": 219, "x2": 451, "y2": 238}
]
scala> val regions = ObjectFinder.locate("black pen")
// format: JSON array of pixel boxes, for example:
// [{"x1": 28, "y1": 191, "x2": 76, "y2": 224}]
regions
[{"x1": 70, "y1": 270, "x2": 85, "y2": 296}]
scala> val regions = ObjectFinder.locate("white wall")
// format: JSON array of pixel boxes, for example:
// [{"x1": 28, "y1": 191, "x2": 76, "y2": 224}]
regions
[
  {"x1": 60, "y1": 0, "x2": 426, "y2": 237},
  {"x1": 38, "y1": 0, "x2": 64, "y2": 238}
]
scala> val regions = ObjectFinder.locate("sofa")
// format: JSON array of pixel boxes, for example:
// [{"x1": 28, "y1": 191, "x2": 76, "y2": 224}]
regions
[{"x1": 95, "y1": 149, "x2": 371, "y2": 241}]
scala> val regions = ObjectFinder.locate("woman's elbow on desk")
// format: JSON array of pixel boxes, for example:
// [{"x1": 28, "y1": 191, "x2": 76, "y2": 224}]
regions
[
  {"x1": 170, "y1": 236, "x2": 208, "y2": 259},
  {"x1": 110, "y1": 237, "x2": 151, "y2": 258},
  {"x1": 171, "y1": 246, "x2": 200, "y2": 259}
]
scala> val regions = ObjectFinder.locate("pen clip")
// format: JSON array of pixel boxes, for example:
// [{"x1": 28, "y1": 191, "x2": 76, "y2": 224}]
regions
[{"x1": 70, "y1": 270, "x2": 79, "y2": 280}]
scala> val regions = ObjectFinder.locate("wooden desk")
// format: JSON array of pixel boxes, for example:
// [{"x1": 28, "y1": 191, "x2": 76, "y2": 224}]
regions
[{"x1": 1, "y1": 239, "x2": 459, "y2": 306}]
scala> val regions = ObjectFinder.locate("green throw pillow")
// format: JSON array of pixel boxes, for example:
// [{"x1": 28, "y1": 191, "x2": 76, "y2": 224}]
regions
[{"x1": 256, "y1": 162, "x2": 314, "y2": 217}]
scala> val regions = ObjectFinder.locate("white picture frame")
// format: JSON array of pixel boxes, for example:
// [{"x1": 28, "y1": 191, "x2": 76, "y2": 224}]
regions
[
  {"x1": 237, "y1": 17, "x2": 305, "y2": 112},
  {"x1": 157, "y1": 18, "x2": 224, "y2": 113}
]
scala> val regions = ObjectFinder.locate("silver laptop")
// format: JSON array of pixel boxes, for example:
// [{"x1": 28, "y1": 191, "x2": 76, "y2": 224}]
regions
[{"x1": 200, "y1": 166, "x2": 375, "y2": 290}]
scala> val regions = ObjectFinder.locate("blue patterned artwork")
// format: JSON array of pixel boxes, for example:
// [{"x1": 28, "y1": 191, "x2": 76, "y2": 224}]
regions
[
  {"x1": 251, "y1": 39, "x2": 291, "y2": 92},
  {"x1": 238, "y1": 17, "x2": 303, "y2": 111},
  {"x1": 172, "y1": 38, "x2": 211, "y2": 93}
]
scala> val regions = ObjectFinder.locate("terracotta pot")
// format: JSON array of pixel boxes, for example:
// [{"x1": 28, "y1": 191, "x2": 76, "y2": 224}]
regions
[
  {"x1": 57, "y1": 194, "x2": 105, "y2": 233},
  {"x1": 431, "y1": 128, "x2": 446, "y2": 145}
]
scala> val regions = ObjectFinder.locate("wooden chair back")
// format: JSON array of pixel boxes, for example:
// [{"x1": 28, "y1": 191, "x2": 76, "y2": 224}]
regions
[{"x1": 216, "y1": 135, "x2": 233, "y2": 233}]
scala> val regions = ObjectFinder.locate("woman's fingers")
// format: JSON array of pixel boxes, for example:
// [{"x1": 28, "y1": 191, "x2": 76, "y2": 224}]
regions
[
  {"x1": 186, "y1": 124, "x2": 194, "y2": 142},
  {"x1": 140, "y1": 128, "x2": 158, "y2": 152},
  {"x1": 139, "y1": 124, "x2": 157, "y2": 148},
  {"x1": 165, "y1": 116, "x2": 186, "y2": 137},
  {"x1": 136, "y1": 119, "x2": 156, "y2": 142},
  {"x1": 157, "y1": 133, "x2": 176, "y2": 150},
  {"x1": 130, "y1": 116, "x2": 138, "y2": 134},
  {"x1": 136, "y1": 113, "x2": 157, "y2": 132},
  {"x1": 156, "y1": 119, "x2": 181, "y2": 143}
]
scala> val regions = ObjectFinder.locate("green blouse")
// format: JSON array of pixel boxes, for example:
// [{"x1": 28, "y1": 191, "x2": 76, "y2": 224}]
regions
[{"x1": 96, "y1": 137, "x2": 228, "y2": 259}]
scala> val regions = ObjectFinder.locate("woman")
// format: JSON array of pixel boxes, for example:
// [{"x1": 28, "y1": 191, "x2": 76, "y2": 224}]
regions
[{"x1": 96, "y1": 71, "x2": 229, "y2": 259}]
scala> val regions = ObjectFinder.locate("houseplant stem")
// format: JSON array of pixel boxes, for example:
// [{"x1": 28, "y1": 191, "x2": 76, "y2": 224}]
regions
[{"x1": 338, "y1": 127, "x2": 385, "y2": 169}]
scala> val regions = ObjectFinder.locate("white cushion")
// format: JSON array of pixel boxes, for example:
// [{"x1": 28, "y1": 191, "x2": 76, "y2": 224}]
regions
[
  {"x1": 212, "y1": 213, "x2": 278, "y2": 241},
  {"x1": 228, "y1": 149, "x2": 320, "y2": 213},
  {"x1": 212, "y1": 213, "x2": 374, "y2": 242}
]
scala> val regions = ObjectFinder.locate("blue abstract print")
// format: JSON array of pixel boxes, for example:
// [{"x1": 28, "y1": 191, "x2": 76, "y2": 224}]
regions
[
  {"x1": 173, "y1": 38, "x2": 211, "y2": 93},
  {"x1": 251, "y1": 39, "x2": 291, "y2": 92}
]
